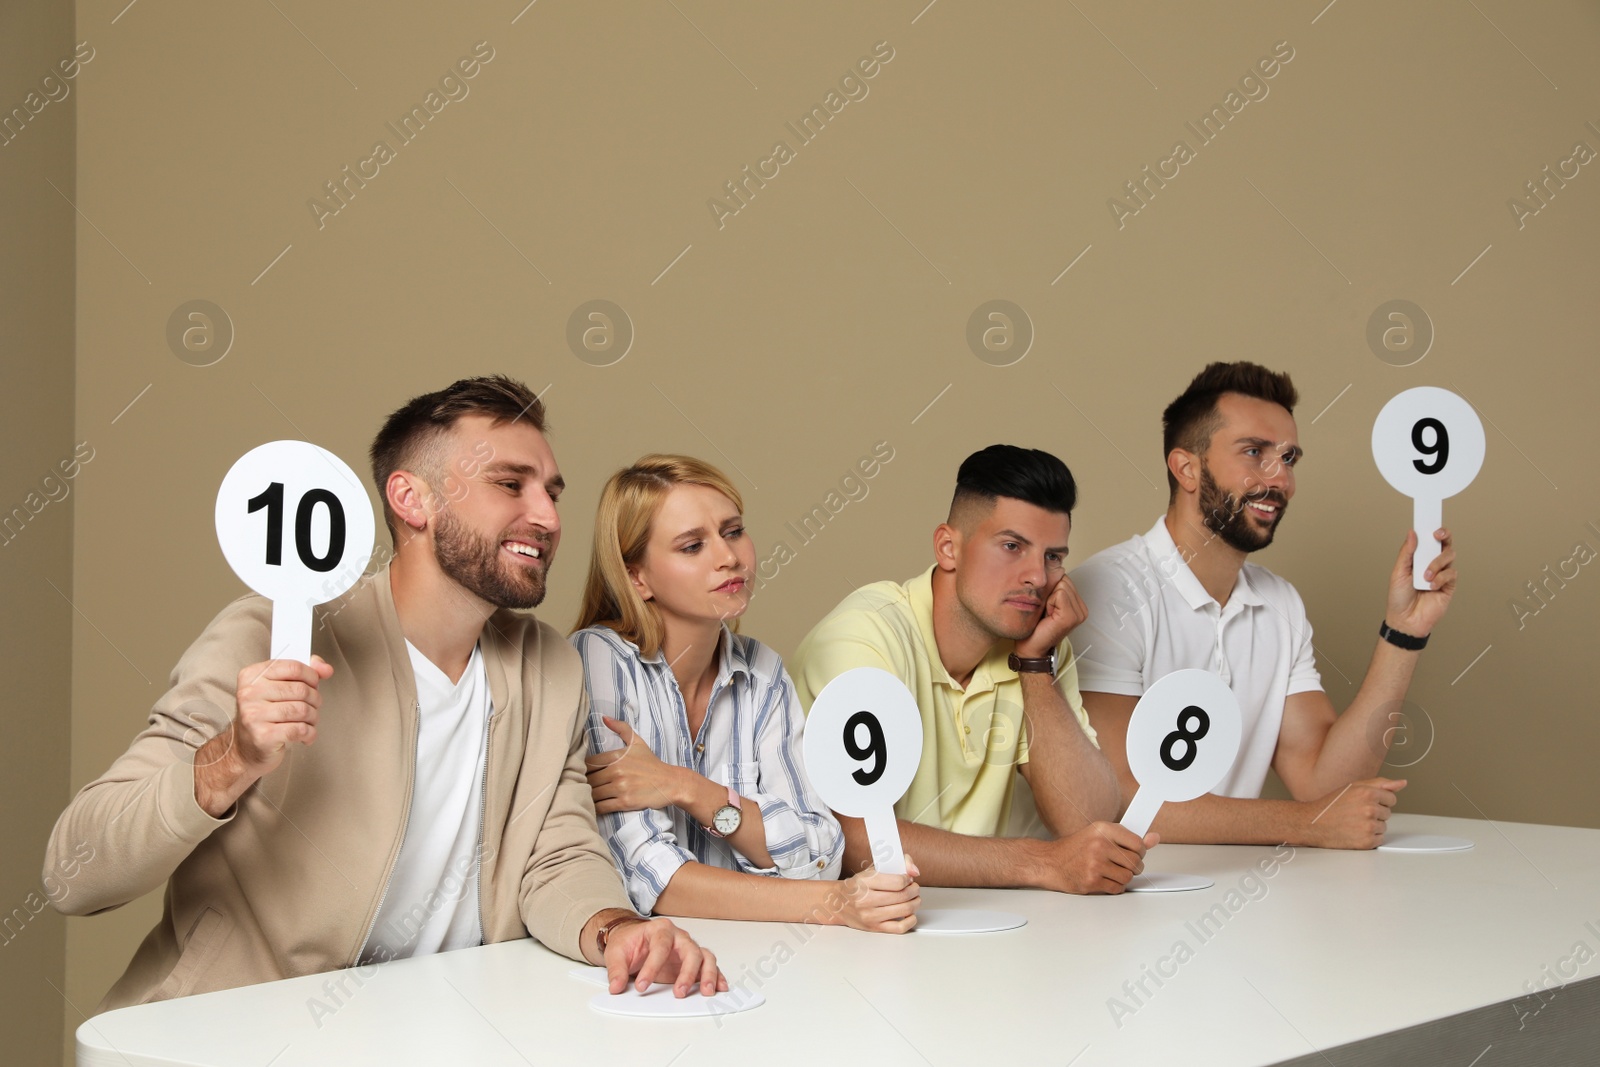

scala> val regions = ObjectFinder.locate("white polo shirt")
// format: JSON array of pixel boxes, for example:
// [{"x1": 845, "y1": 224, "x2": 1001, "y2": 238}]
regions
[{"x1": 1068, "y1": 516, "x2": 1323, "y2": 798}]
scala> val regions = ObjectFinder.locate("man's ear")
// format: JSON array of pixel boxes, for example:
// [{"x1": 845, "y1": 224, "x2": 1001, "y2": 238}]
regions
[
  {"x1": 933, "y1": 522, "x2": 961, "y2": 573},
  {"x1": 387, "y1": 470, "x2": 432, "y2": 531},
  {"x1": 1168, "y1": 449, "x2": 1201, "y2": 497}
]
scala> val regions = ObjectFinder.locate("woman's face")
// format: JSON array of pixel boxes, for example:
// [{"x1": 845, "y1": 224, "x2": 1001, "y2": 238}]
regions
[{"x1": 630, "y1": 483, "x2": 756, "y2": 628}]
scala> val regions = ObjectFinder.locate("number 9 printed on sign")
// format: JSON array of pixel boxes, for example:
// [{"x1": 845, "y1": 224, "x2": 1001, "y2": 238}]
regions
[
  {"x1": 1371, "y1": 387, "x2": 1485, "y2": 589},
  {"x1": 803, "y1": 667, "x2": 923, "y2": 876}
]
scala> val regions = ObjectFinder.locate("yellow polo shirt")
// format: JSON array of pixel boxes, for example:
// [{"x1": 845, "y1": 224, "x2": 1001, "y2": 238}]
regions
[{"x1": 791, "y1": 566, "x2": 1097, "y2": 838}]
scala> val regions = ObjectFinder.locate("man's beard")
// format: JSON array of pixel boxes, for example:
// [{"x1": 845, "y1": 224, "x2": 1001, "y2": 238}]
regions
[
  {"x1": 433, "y1": 508, "x2": 549, "y2": 610},
  {"x1": 1198, "y1": 461, "x2": 1287, "y2": 553}
]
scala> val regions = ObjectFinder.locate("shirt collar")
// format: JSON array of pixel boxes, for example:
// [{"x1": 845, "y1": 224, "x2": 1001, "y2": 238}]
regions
[
  {"x1": 908, "y1": 565, "x2": 1015, "y2": 692},
  {"x1": 908, "y1": 566, "x2": 958, "y2": 689},
  {"x1": 638, "y1": 623, "x2": 749, "y2": 686},
  {"x1": 1141, "y1": 515, "x2": 1263, "y2": 612}
]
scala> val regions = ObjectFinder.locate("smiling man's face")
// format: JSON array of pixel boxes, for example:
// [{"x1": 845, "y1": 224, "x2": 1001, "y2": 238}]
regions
[
  {"x1": 1194, "y1": 392, "x2": 1301, "y2": 553},
  {"x1": 427, "y1": 414, "x2": 563, "y2": 610}
]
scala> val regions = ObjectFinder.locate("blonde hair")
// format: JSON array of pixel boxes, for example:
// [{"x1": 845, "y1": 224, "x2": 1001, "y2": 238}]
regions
[{"x1": 572, "y1": 454, "x2": 744, "y2": 657}]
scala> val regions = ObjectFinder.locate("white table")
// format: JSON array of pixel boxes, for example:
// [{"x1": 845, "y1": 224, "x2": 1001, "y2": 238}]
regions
[{"x1": 78, "y1": 814, "x2": 1600, "y2": 1066}]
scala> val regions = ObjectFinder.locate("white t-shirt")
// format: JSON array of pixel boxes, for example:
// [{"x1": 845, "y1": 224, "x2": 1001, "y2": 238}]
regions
[
  {"x1": 360, "y1": 641, "x2": 491, "y2": 964},
  {"x1": 1069, "y1": 516, "x2": 1323, "y2": 798}
]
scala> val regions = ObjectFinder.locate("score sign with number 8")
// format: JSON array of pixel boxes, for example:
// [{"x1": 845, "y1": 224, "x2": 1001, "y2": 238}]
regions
[
  {"x1": 1119, "y1": 669, "x2": 1242, "y2": 838},
  {"x1": 215, "y1": 441, "x2": 375, "y2": 666},
  {"x1": 1371, "y1": 387, "x2": 1485, "y2": 590},
  {"x1": 803, "y1": 668, "x2": 923, "y2": 876}
]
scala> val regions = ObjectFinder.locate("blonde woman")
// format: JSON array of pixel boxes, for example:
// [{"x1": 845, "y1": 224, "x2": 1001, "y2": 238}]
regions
[{"x1": 572, "y1": 455, "x2": 920, "y2": 933}]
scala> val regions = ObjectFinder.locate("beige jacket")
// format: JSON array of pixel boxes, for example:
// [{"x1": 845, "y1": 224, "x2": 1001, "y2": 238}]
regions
[{"x1": 45, "y1": 566, "x2": 632, "y2": 1012}]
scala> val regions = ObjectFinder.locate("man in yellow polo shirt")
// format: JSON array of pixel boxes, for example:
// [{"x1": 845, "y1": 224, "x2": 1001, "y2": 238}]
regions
[{"x1": 792, "y1": 445, "x2": 1156, "y2": 894}]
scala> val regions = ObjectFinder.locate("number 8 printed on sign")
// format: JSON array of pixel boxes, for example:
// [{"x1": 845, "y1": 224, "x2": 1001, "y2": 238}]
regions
[{"x1": 1120, "y1": 670, "x2": 1242, "y2": 840}]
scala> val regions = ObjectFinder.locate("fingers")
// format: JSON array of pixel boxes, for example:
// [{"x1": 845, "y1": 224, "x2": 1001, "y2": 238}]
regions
[
  {"x1": 860, "y1": 869, "x2": 916, "y2": 893},
  {"x1": 634, "y1": 922, "x2": 675, "y2": 993},
  {"x1": 1391, "y1": 530, "x2": 1418, "y2": 580},
  {"x1": 1094, "y1": 821, "x2": 1149, "y2": 858},
  {"x1": 698, "y1": 945, "x2": 724, "y2": 997},
  {"x1": 1057, "y1": 574, "x2": 1088, "y2": 626},
  {"x1": 602, "y1": 716, "x2": 637, "y2": 745},
  {"x1": 671, "y1": 931, "x2": 708, "y2": 999},
  {"x1": 604, "y1": 938, "x2": 630, "y2": 995},
  {"x1": 240, "y1": 657, "x2": 327, "y2": 689},
  {"x1": 256, "y1": 678, "x2": 322, "y2": 710}
]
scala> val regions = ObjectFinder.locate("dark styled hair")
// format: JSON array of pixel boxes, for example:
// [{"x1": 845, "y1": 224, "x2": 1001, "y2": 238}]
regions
[
  {"x1": 949, "y1": 444, "x2": 1077, "y2": 525},
  {"x1": 1161, "y1": 362, "x2": 1298, "y2": 498},
  {"x1": 369, "y1": 375, "x2": 546, "y2": 536}
]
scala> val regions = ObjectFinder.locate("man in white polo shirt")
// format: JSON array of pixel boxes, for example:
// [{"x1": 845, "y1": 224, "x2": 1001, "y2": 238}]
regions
[{"x1": 1070, "y1": 362, "x2": 1458, "y2": 848}]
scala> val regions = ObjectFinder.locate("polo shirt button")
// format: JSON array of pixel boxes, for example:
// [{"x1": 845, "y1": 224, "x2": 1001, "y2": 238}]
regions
[
  {"x1": 695, "y1": 743, "x2": 705, "y2": 753},
  {"x1": 817, "y1": 859, "x2": 825, "y2": 870}
]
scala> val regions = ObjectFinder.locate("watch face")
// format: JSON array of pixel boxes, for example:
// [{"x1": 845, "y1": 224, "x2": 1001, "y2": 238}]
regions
[{"x1": 713, "y1": 805, "x2": 741, "y2": 835}]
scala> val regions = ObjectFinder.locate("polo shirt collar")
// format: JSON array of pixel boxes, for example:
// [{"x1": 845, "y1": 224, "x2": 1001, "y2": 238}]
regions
[
  {"x1": 908, "y1": 565, "x2": 1015, "y2": 692},
  {"x1": 909, "y1": 566, "x2": 959, "y2": 689},
  {"x1": 1142, "y1": 515, "x2": 1264, "y2": 612}
]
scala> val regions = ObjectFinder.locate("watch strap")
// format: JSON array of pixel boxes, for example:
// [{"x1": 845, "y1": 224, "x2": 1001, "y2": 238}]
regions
[
  {"x1": 595, "y1": 913, "x2": 648, "y2": 956},
  {"x1": 1378, "y1": 620, "x2": 1429, "y2": 651},
  {"x1": 1008, "y1": 651, "x2": 1056, "y2": 674}
]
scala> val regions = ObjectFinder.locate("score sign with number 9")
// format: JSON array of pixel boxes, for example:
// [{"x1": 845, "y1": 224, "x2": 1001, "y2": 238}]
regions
[
  {"x1": 803, "y1": 668, "x2": 922, "y2": 817},
  {"x1": 803, "y1": 668, "x2": 922, "y2": 876},
  {"x1": 1371, "y1": 387, "x2": 1485, "y2": 589},
  {"x1": 1371, "y1": 387, "x2": 1484, "y2": 503}
]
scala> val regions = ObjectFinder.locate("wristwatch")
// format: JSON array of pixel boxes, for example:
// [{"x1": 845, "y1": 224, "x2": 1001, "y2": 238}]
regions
[
  {"x1": 1008, "y1": 650, "x2": 1056, "y2": 674},
  {"x1": 705, "y1": 784, "x2": 742, "y2": 838}
]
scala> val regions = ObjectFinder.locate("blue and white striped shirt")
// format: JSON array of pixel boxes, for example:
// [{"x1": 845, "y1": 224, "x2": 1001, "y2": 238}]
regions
[{"x1": 571, "y1": 624, "x2": 844, "y2": 914}]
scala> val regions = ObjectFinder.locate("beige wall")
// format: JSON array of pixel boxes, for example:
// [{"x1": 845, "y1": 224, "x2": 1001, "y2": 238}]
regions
[
  {"x1": 1, "y1": 1, "x2": 76, "y2": 1064},
  {"x1": 33, "y1": 0, "x2": 1600, "y2": 1055}
]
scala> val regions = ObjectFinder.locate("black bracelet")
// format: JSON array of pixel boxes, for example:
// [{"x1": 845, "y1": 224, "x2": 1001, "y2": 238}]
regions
[{"x1": 1378, "y1": 621, "x2": 1428, "y2": 651}]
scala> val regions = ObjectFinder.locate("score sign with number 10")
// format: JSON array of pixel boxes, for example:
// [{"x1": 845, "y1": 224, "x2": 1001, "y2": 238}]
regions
[{"x1": 215, "y1": 441, "x2": 375, "y2": 665}]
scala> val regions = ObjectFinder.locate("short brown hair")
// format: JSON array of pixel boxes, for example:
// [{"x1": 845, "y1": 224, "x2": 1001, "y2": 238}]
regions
[
  {"x1": 571, "y1": 455, "x2": 743, "y2": 658},
  {"x1": 369, "y1": 375, "x2": 546, "y2": 537},
  {"x1": 1161, "y1": 362, "x2": 1298, "y2": 498}
]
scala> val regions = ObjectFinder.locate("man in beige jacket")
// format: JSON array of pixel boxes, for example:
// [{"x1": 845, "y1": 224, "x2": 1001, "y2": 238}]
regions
[{"x1": 45, "y1": 376, "x2": 724, "y2": 1012}]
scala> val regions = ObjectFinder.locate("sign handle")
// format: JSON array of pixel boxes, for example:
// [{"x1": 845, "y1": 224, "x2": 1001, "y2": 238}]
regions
[
  {"x1": 1119, "y1": 787, "x2": 1161, "y2": 839},
  {"x1": 1412, "y1": 496, "x2": 1442, "y2": 591},
  {"x1": 271, "y1": 602, "x2": 312, "y2": 666},
  {"x1": 863, "y1": 808, "x2": 906, "y2": 875}
]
